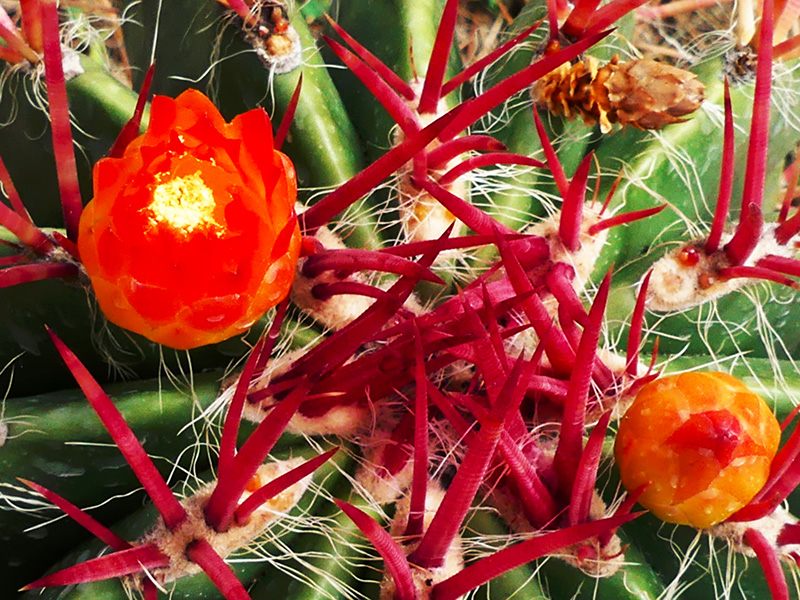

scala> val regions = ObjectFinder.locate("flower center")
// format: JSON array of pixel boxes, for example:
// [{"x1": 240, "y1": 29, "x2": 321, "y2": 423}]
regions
[{"x1": 148, "y1": 171, "x2": 222, "y2": 236}]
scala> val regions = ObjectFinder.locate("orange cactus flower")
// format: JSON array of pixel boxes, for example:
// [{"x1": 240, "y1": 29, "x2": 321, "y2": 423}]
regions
[
  {"x1": 78, "y1": 89, "x2": 301, "y2": 350},
  {"x1": 615, "y1": 372, "x2": 781, "y2": 528}
]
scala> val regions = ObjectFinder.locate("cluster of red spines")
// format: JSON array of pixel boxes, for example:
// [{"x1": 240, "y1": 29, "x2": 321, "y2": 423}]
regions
[
  {"x1": 257, "y1": 234, "x2": 652, "y2": 598},
  {"x1": 666, "y1": 0, "x2": 800, "y2": 294},
  {"x1": 268, "y1": 1, "x2": 800, "y2": 598},
  {"x1": 20, "y1": 327, "x2": 336, "y2": 600},
  {"x1": 5, "y1": 0, "x2": 663, "y2": 596},
  {"x1": 5, "y1": 0, "x2": 800, "y2": 599},
  {"x1": 640, "y1": 0, "x2": 800, "y2": 596},
  {"x1": 231, "y1": 5, "x2": 678, "y2": 592},
  {"x1": 0, "y1": 0, "x2": 82, "y2": 288},
  {"x1": 317, "y1": 0, "x2": 614, "y2": 245}
]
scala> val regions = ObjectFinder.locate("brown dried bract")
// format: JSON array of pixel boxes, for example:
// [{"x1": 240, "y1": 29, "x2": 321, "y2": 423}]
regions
[
  {"x1": 234, "y1": 0, "x2": 302, "y2": 74},
  {"x1": 533, "y1": 55, "x2": 705, "y2": 133}
]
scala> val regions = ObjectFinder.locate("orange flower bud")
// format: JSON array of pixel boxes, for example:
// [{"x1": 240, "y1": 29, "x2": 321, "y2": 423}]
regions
[
  {"x1": 615, "y1": 372, "x2": 781, "y2": 528},
  {"x1": 78, "y1": 89, "x2": 301, "y2": 349}
]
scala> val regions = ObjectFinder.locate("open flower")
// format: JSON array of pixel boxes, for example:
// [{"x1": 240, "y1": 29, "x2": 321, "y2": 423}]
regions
[{"x1": 78, "y1": 88, "x2": 301, "y2": 349}]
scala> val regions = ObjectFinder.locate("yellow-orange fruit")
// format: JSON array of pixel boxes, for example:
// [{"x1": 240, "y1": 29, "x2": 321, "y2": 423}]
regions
[{"x1": 614, "y1": 372, "x2": 780, "y2": 528}]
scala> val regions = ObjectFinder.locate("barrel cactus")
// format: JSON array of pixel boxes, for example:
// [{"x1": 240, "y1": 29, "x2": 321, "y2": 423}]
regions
[{"x1": 1, "y1": 1, "x2": 800, "y2": 599}]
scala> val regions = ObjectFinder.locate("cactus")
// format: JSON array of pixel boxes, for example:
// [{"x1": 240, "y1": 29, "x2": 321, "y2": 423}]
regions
[{"x1": 1, "y1": 0, "x2": 800, "y2": 599}]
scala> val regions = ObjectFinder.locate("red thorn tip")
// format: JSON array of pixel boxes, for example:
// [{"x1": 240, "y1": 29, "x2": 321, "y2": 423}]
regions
[
  {"x1": 275, "y1": 73, "x2": 302, "y2": 151},
  {"x1": 440, "y1": 21, "x2": 543, "y2": 98},
  {"x1": 410, "y1": 353, "x2": 531, "y2": 569},
  {"x1": 739, "y1": 0, "x2": 773, "y2": 217},
  {"x1": 335, "y1": 499, "x2": 416, "y2": 600},
  {"x1": 588, "y1": 204, "x2": 666, "y2": 236},
  {"x1": 417, "y1": 0, "x2": 459, "y2": 115},
  {"x1": 204, "y1": 379, "x2": 311, "y2": 532},
  {"x1": 21, "y1": 544, "x2": 168, "y2": 590},
  {"x1": 495, "y1": 231, "x2": 574, "y2": 374},
  {"x1": 109, "y1": 63, "x2": 155, "y2": 159},
  {"x1": 324, "y1": 14, "x2": 416, "y2": 100},
  {"x1": 599, "y1": 168, "x2": 624, "y2": 215},
  {"x1": 776, "y1": 207, "x2": 800, "y2": 245},
  {"x1": 626, "y1": 270, "x2": 652, "y2": 377},
  {"x1": 17, "y1": 477, "x2": 131, "y2": 551},
  {"x1": 560, "y1": 153, "x2": 595, "y2": 255},
  {"x1": 46, "y1": 328, "x2": 188, "y2": 530},
  {"x1": 236, "y1": 447, "x2": 339, "y2": 525},
  {"x1": 706, "y1": 78, "x2": 734, "y2": 255},
  {"x1": 426, "y1": 135, "x2": 507, "y2": 169},
  {"x1": 218, "y1": 336, "x2": 267, "y2": 474},
  {"x1": 533, "y1": 108, "x2": 568, "y2": 198},
  {"x1": 553, "y1": 270, "x2": 612, "y2": 495},
  {"x1": 323, "y1": 35, "x2": 418, "y2": 135},
  {"x1": 438, "y1": 152, "x2": 545, "y2": 186},
  {"x1": 568, "y1": 409, "x2": 613, "y2": 526},
  {"x1": 414, "y1": 177, "x2": 514, "y2": 236}
]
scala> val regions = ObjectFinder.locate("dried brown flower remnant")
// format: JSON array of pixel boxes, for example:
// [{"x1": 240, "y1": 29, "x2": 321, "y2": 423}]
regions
[
  {"x1": 532, "y1": 55, "x2": 705, "y2": 133},
  {"x1": 230, "y1": 0, "x2": 302, "y2": 74}
]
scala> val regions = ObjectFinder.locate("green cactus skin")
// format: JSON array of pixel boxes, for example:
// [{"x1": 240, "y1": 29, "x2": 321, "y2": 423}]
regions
[{"x1": 248, "y1": 476, "x2": 380, "y2": 600}]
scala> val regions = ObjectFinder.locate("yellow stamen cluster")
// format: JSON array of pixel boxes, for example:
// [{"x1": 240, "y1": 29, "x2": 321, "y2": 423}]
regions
[{"x1": 147, "y1": 171, "x2": 222, "y2": 236}]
